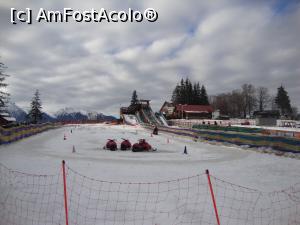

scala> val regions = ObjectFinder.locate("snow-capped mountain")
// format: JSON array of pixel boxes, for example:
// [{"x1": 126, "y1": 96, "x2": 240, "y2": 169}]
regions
[
  {"x1": 40, "y1": 112, "x2": 56, "y2": 123},
  {"x1": 54, "y1": 107, "x2": 116, "y2": 121},
  {"x1": 6, "y1": 102, "x2": 27, "y2": 122},
  {"x1": 55, "y1": 108, "x2": 88, "y2": 121},
  {"x1": 7, "y1": 102, "x2": 56, "y2": 122},
  {"x1": 6, "y1": 104, "x2": 116, "y2": 123}
]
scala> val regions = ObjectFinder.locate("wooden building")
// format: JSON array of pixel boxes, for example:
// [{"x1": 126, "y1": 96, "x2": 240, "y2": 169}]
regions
[
  {"x1": 253, "y1": 110, "x2": 280, "y2": 126},
  {"x1": 0, "y1": 113, "x2": 16, "y2": 126},
  {"x1": 174, "y1": 104, "x2": 214, "y2": 119},
  {"x1": 159, "y1": 103, "x2": 214, "y2": 120},
  {"x1": 159, "y1": 101, "x2": 175, "y2": 119}
]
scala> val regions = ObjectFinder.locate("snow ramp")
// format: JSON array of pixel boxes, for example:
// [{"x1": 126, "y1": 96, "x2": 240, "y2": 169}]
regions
[
  {"x1": 123, "y1": 114, "x2": 139, "y2": 126},
  {"x1": 158, "y1": 114, "x2": 168, "y2": 126}
]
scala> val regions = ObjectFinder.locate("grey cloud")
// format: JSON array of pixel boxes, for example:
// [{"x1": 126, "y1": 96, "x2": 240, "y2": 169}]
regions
[{"x1": 1, "y1": 0, "x2": 300, "y2": 116}]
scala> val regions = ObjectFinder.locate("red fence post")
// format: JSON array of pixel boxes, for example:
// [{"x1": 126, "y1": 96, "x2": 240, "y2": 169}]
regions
[
  {"x1": 62, "y1": 160, "x2": 69, "y2": 225},
  {"x1": 206, "y1": 169, "x2": 221, "y2": 225}
]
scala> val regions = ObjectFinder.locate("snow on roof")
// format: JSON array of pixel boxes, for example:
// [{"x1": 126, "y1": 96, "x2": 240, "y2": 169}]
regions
[
  {"x1": 0, "y1": 112, "x2": 10, "y2": 117},
  {"x1": 184, "y1": 110, "x2": 211, "y2": 113},
  {"x1": 4, "y1": 117, "x2": 16, "y2": 122},
  {"x1": 176, "y1": 105, "x2": 213, "y2": 113},
  {"x1": 0, "y1": 113, "x2": 16, "y2": 122}
]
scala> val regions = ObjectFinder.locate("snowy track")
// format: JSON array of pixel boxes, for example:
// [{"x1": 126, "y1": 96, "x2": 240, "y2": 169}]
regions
[
  {"x1": 0, "y1": 125, "x2": 300, "y2": 191},
  {"x1": 1, "y1": 124, "x2": 300, "y2": 225},
  {"x1": 0, "y1": 124, "x2": 300, "y2": 191}
]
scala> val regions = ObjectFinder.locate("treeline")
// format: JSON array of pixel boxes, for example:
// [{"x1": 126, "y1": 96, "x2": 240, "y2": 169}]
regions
[
  {"x1": 210, "y1": 84, "x2": 298, "y2": 119},
  {"x1": 171, "y1": 78, "x2": 209, "y2": 105},
  {"x1": 170, "y1": 77, "x2": 298, "y2": 119}
]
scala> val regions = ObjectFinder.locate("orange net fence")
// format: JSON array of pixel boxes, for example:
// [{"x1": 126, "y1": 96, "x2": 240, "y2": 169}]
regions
[{"x1": 0, "y1": 162, "x2": 299, "y2": 225}]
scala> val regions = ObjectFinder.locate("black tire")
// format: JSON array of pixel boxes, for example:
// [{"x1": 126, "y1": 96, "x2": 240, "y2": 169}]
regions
[
  {"x1": 132, "y1": 145, "x2": 142, "y2": 152},
  {"x1": 110, "y1": 146, "x2": 117, "y2": 151}
]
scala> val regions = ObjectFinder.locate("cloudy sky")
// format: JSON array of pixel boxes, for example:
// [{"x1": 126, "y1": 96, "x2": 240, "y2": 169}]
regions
[{"x1": 0, "y1": 0, "x2": 299, "y2": 116}]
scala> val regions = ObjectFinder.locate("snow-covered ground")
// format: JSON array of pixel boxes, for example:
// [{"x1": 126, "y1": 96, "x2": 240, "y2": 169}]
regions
[
  {"x1": 0, "y1": 124, "x2": 300, "y2": 225},
  {"x1": 1, "y1": 124, "x2": 299, "y2": 190}
]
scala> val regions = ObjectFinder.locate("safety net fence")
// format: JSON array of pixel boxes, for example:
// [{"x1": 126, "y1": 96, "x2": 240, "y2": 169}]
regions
[{"x1": 0, "y1": 161, "x2": 299, "y2": 225}]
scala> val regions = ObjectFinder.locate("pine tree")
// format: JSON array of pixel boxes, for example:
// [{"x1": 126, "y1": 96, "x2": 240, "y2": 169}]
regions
[
  {"x1": 0, "y1": 61, "x2": 10, "y2": 116},
  {"x1": 130, "y1": 90, "x2": 138, "y2": 105},
  {"x1": 171, "y1": 84, "x2": 180, "y2": 104},
  {"x1": 186, "y1": 78, "x2": 193, "y2": 104},
  {"x1": 179, "y1": 78, "x2": 185, "y2": 104},
  {"x1": 171, "y1": 78, "x2": 210, "y2": 105},
  {"x1": 28, "y1": 90, "x2": 43, "y2": 124},
  {"x1": 200, "y1": 85, "x2": 209, "y2": 105},
  {"x1": 192, "y1": 83, "x2": 198, "y2": 104},
  {"x1": 195, "y1": 82, "x2": 201, "y2": 104},
  {"x1": 275, "y1": 85, "x2": 292, "y2": 116}
]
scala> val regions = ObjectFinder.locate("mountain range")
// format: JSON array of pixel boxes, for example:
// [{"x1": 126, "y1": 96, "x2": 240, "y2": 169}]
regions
[{"x1": 6, "y1": 103, "x2": 116, "y2": 123}]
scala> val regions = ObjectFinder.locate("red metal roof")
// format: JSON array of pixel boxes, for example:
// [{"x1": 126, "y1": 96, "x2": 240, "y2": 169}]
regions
[{"x1": 176, "y1": 105, "x2": 213, "y2": 113}]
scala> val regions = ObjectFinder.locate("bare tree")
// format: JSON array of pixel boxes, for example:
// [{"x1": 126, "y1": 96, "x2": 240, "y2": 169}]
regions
[
  {"x1": 291, "y1": 106, "x2": 298, "y2": 120},
  {"x1": 211, "y1": 93, "x2": 230, "y2": 116},
  {"x1": 270, "y1": 96, "x2": 277, "y2": 110},
  {"x1": 257, "y1": 86, "x2": 270, "y2": 111},
  {"x1": 231, "y1": 90, "x2": 244, "y2": 118},
  {"x1": 241, "y1": 84, "x2": 257, "y2": 117},
  {"x1": 211, "y1": 90, "x2": 244, "y2": 118}
]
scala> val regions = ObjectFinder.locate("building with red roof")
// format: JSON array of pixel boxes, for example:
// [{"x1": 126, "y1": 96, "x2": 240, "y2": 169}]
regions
[{"x1": 173, "y1": 104, "x2": 214, "y2": 119}]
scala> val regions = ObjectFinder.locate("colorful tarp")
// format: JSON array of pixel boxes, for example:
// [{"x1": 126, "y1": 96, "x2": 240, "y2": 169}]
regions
[
  {"x1": 0, "y1": 123, "x2": 60, "y2": 144},
  {"x1": 143, "y1": 124, "x2": 300, "y2": 153}
]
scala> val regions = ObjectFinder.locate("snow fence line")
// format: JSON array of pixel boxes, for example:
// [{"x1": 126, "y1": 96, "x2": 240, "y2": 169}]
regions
[
  {"x1": 0, "y1": 161, "x2": 299, "y2": 225},
  {"x1": 142, "y1": 124, "x2": 300, "y2": 154},
  {"x1": 0, "y1": 123, "x2": 61, "y2": 145}
]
